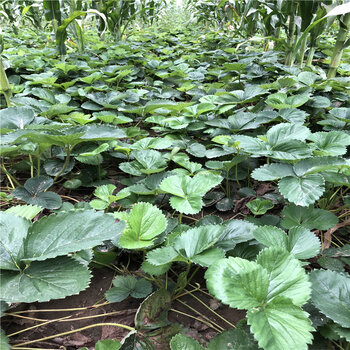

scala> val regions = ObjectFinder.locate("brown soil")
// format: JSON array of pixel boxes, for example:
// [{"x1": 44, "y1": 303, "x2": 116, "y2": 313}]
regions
[{"x1": 2, "y1": 267, "x2": 245, "y2": 349}]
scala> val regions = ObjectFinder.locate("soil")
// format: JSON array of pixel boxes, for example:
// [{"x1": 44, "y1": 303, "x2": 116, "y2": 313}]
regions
[{"x1": 2, "y1": 267, "x2": 245, "y2": 349}]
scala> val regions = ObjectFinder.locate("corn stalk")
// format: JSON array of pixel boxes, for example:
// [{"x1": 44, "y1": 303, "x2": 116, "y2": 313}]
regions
[
  {"x1": 0, "y1": 57, "x2": 12, "y2": 107},
  {"x1": 306, "y1": 5, "x2": 329, "y2": 67},
  {"x1": 328, "y1": 12, "x2": 350, "y2": 78},
  {"x1": 284, "y1": 0, "x2": 297, "y2": 66},
  {"x1": 56, "y1": 9, "x2": 107, "y2": 56},
  {"x1": 0, "y1": 30, "x2": 12, "y2": 107},
  {"x1": 43, "y1": 0, "x2": 62, "y2": 35},
  {"x1": 292, "y1": 2, "x2": 350, "y2": 73}
]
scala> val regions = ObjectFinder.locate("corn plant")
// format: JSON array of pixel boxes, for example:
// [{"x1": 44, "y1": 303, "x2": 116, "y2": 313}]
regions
[
  {"x1": 92, "y1": 0, "x2": 147, "y2": 41},
  {"x1": 328, "y1": 11, "x2": 350, "y2": 78},
  {"x1": 293, "y1": 2, "x2": 350, "y2": 75},
  {"x1": 0, "y1": 30, "x2": 11, "y2": 107}
]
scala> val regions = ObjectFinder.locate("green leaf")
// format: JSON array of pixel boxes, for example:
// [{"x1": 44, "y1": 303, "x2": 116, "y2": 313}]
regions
[
  {"x1": 41, "y1": 103, "x2": 76, "y2": 118},
  {"x1": 135, "y1": 288, "x2": 171, "y2": 330},
  {"x1": 279, "y1": 108, "x2": 308, "y2": 124},
  {"x1": 43, "y1": 158, "x2": 75, "y2": 176},
  {"x1": 134, "y1": 150, "x2": 167, "y2": 174},
  {"x1": 64, "y1": 178, "x2": 82, "y2": 189},
  {"x1": 90, "y1": 199, "x2": 109, "y2": 210},
  {"x1": 79, "y1": 143, "x2": 110, "y2": 157},
  {"x1": 169, "y1": 195, "x2": 203, "y2": 216},
  {"x1": 95, "y1": 339, "x2": 121, "y2": 350},
  {"x1": 317, "y1": 256, "x2": 345, "y2": 272},
  {"x1": 278, "y1": 174, "x2": 325, "y2": 206},
  {"x1": 131, "y1": 137, "x2": 173, "y2": 150},
  {"x1": 206, "y1": 329, "x2": 258, "y2": 350},
  {"x1": 298, "y1": 72, "x2": 320, "y2": 86},
  {"x1": 120, "y1": 150, "x2": 167, "y2": 176},
  {"x1": 0, "y1": 256, "x2": 91, "y2": 303},
  {"x1": 293, "y1": 157, "x2": 348, "y2": 176},
  {"x1": 56, "y1": 11, "x2": 85, "y2": 55},
  {"x1": 146, "y1": 225, "x2": 224, "y2": 267},
  {"x1": 233, "y1": 134, "x2": 311, "y2": 160},
  {"x1": 159, "y1": 173, "x2": 222, "y2": 214},
  {"x1": 326, "y1": 2, "x2": 350, "y2": 16},
  {"x1": 266, "y1": 123, "x2": 311, "y2": 144},
  {"x1": 5, "y1": 205, "x2": 42, "y2": 220},
  {"x1": 286, "y1": 227, "x2": 321, "y2": 260},
  {"x1": 78, "y1": 124, "x2": 126, "y2": 140},
  {"x1": 173, "y1": 225, "x2": 225, "y2": 265},
  {"x1": 20, "y1": 175, "x2": 53, "y2": 193},
  {"x1": 253, "y1": 226, "x2": 320, "y2": 259},
  {"x1": 146, "y1": 246, "x2": 179, "y2": 266},
  {"x1": 158, "y1": 175, "x2": 187, "y2": 198},
  {"x1": 118, "y1": 203, "x2": 167, "y2": 249},
  {"x1": 94, "y1": 184, "x2": 117, "y2": 202},
  {"x1": 256, "y1": 247, "x2": 311, "y2": 306},
  {"x1": 333, "y1": 325, "x2": 350, "y2": 342},
  {"x1": 170, "y1": 334, "x2": 203, "y2": 350},
  {"x1": 247, "y1": 297, "x2": 314, "y2": 350},
  {"x1": 141, "y1": 261, "x2": 171, "y2": 276},
  {"x1": 0, "y1": 301, "x2": 9, "y2": 317},
  {"x1": 31, "y1": 87, "x2": 56, "y2": 104},
  {"x1": 251, "y1": 163, "x2": 294, "y2": 181},
  {"x1": 266, "y1": 93, "x2": 309, "y2": 109},
  {"x1": 0, "y1": 329, "x2": 10, "y2": 350},
  {"x1": 43, "y1": 0, "x2": 61, "y2": 23},
  {"x1": 0, "y1": 212, "x2": 30, "y2": 270},
  {"x1": 246, "y1": 198, "x2": 274, "y2": 215},
  {"x1": 253, "y1": 226, "x2": 288, "y2": 250},
  {"x1": 206, "y1": 257, "x2": 269, "y2": 309},
  {"x1": 216, "y1": 220, "x2": 256, "y2": 251},
  {"x1": 187, "y1": 142, "x2": 206, "y2": 157},
  {"x1": 105, "y1": 276, "x2": 152, "y2": 303},
  {"x1": 12, "y1": 188, "x2": 62, "y2": 210},
  {"x1": 24, "y1": 210, "x2": 125, "y2": 262},
  {"x1": 191, "y1": 247, "x2": 225, "y2": 267},
  {"x1": 281, "y1": 204, "x2": 338, "y2": 230},
  {"x1": 120, "y1": 331, "x2": 155, "y2": 350},
  {"x1": 309, "y1": 270, "x2": 350, "y2": 328},
  {"x1": 0, "y1": 106, "x2": 35, "y2": 131},
  {"x1": 12, "y1": 176, "x2": 62, "y2": 210},
  {"x1": 267, "y1": 141, "x2": 312, "y2": 160}
]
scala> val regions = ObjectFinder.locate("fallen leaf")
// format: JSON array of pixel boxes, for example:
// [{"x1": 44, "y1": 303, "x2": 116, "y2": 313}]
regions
[
  {"x1": 64, "y1": 332, "x2": 92, "y2": 347},
  {"x1": 323, "y1": 218, "x2": 350, "y2": 250}
]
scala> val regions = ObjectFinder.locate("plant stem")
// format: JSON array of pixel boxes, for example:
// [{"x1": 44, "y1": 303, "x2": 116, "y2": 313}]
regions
[
  {"x1": 12, "y1": 323, "x2": 135, "y2": 347},
  {"x1": 175, "y1": 299, "x2": 222, "y2": 332},
  {"x1": 184, "y1": 287, "x2": 236, "y2": 329},
  {"x1": 187, "y1": 266, "x2": 200, "y2": 286},
  {"x1": 285, "y1": 0, "x2": 297, "y2": 66},
  {"x1": 247, "y1": 155, "x2": 251, "y2": 187},
  {"x1": 53, "y1": 146, "x2": 72, "y2": 182},
  {"x1": 8, "y1": 316, "x2": 72, "y2": 337},
  {"x1": 1, "y1": 163, "x2": 20, "y2": 188},
  {"x1": 0, "y1": 56, "x2": 12, "y2": 107},
  {"x1": 170, "y1": 308, "x2": 221, "y2": 333},
  {"x1": 97, "y1": 156, "x2": 101, "y2": 180},
  {"x1": 235, "y1": 164, "x2": 240, "y2": 188},
  {"x1": 7, "y1": 309, "x2": 132, "y2": 338},
  {"x1": 328, "y1": 13, "x2": 350, "y2": 79},
  {"x1": 298, "y1": 33, "x2": 308, "y2": 68},
  {"x1": 226, "y1": 169, "x2": 230, "y2": 197},
  {"x1": 306, "y1": 46, "x2": 316, "y2": 67},
  {"x1": 28, "y1": 155, "x2": 34, "y2": 178},
  {"x1": 178, "y1": 212, "x2": 183, "y2": 224}
]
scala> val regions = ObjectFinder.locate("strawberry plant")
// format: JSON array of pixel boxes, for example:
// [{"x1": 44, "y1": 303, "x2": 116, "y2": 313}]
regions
[
  {"x1": 1, "y1": 3, "x2": 350, "y2": 348},
  {"x1": 206, "y1": 247, "x2": 314, "y2": 350}
]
